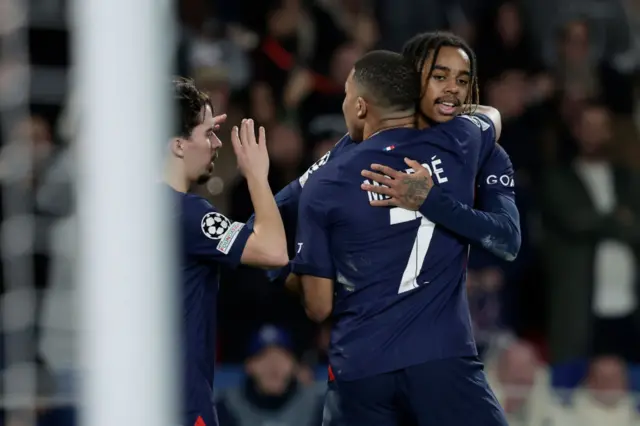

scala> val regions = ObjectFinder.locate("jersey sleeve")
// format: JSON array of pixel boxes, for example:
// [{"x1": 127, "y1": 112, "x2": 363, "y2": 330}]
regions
[
  {"x1": 472, "y1": 113, "x2": 498, "y2": 165},
  {"x1": 184, "y1": 197, "x2": 252, "y2": 268},
  {"x1": 290, "y1": 177, "x2": 336, "y2": 279},
  {"x1": 419, "y1": 144, "x2": 521, "y2": 261}
]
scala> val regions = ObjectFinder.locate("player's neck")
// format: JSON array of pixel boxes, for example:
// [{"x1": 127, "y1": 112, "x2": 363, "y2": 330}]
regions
[
  {"x1": 363, "y1": 117, "x2": 415, "y2": 140},
  {"x1": 164, "y1": 162, "x2": 190, "y2": 193},
  {"x1": 416, "y1": 114, "x2": 431, "y2": 130}
]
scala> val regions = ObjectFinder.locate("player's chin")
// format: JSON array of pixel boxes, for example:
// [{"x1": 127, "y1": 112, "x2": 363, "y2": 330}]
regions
[{"x1": 196, "y1": 169, "x2": 213, "y2": 185}]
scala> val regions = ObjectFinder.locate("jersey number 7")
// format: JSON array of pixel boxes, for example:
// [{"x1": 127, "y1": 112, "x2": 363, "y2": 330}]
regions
[{"x1": 390, "y1": 207, "x2": 436, "y2": 294}]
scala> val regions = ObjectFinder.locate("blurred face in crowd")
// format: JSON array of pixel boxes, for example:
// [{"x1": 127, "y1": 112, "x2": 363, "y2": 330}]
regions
[
  {"x1": 12, "y1": 115, "x2": 53, "y2": 165},
  {"x1": 199, "y1": 79, "x2": 230, "y2": 115},
  {"x1": 561, "y1": 20, "x2": 590, "y2": 63},
  {"x1": 173, "y1": 104, "x2": 221, "y2": 185},
  {"x1": 268, "y1": 124, "x2": 303, "y2": 169},
  {"x1": 574, "y1": 105, "x2": 612, "y2": 159},
  {"x1": 313, "y1": 139, "x2": 338, "y2": 162},
  {"x1": 331, "y1": 44, "x2": 362, "y2": 85},
  {"x1": 497, "y1": 342, "x2": 538, "y2": 412},
  {"x1": 496, "y1": 2, "x2": 522, "y2": 46},
  {"x1": 420, "y1": 46, "x2": 471, "y2": 123},
  {"x1": 586, "y1": 356, "x2": 628, "y2": 406},
  {"x1": 342, "y1": 69, "x2": 366, "y2": 141},
  {"x1": 497, "y1": 342, "x2": 538, "y2": 389},
  {"x1": 246, "y1": 346, "x2": 296, "y2": 396}
]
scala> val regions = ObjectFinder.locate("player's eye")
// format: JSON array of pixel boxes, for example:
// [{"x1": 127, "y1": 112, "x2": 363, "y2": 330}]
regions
[
  {"x1": 432, "y1": 75, "x2": 446, "y2": 81},
  {"x1": 458, "y1": 79, "x2": 469, "y2": 86}
]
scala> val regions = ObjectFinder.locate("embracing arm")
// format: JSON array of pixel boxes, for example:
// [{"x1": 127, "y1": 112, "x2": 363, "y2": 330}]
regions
[
  {"x1": 419, "y1": 181, "x2": 521, "y2": 261},
  {"x1": 361, "y1": 151, "x2": 521, "y2": 261},
  {"x1": 420, "y1": 145, "x2": 521, "y2": 260}
]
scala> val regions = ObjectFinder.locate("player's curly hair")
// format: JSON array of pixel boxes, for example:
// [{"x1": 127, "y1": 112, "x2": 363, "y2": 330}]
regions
[
  {"x1": 402, "y1": 32, "x2": 479, "y2": 115},
  {"x1": 172, "y1": 77, "x2": 214, "y2": 138}
]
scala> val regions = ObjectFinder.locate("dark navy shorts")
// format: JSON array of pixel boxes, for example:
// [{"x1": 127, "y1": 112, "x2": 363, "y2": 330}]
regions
[{"x1": 322, "y1": 356, "x2": 507, "y2": 426}]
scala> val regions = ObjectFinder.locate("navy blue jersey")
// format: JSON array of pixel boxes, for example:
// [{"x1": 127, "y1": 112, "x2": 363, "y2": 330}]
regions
[
  {"x1": 246, "y1": 134, "x2": 357, "y2": 280},
  {"x1": 418, "y1": 115, "x2": 520, "y2": 261},
  {"x1": 172, "y1": 187, "x2": 252, "y2": 421},
  {"x1": 291, "y1": 125, "x2": 487, "y2": 381},
  {"x1": 247, "y1": 133, "x2": 355, "y2": 233},
  {"x1": 257, "y1": 115, "x2": 519, "y2": 284}
]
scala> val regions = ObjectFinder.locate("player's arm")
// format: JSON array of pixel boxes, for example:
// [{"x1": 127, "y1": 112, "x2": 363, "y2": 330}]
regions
[
  {"x1": 232, "y1": 120, "x2": 288, "y2": 268},
  {"x1": 361, "y1": 150, "x2": 521, "y2": 261},
  {"x1": 425, "y1": 144, "x2": 520, "y2": 260},
  {"x1": 284, "y1": 273, "x2": 302, "y2": 294},
  {"x1": 240, "y1": 186, "x2": 288, "y2": 268},
  {"x1": 290, "y1": 178, "x2": 336, "y2": 323},
  {"x1": 246, "y1": 180, "x2": 300, "y2": 280}
]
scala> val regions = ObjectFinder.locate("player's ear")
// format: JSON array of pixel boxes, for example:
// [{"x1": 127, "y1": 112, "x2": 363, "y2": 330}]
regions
[
  {"x1": 356, "y1": 97, "x2": 367, "y2": 119},
  {"x1": 170, "y1": 137, "x2": 185, "y2": 159}
]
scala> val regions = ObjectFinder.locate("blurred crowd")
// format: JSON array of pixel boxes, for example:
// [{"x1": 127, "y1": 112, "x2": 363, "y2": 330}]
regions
[{"x1": 1, "y1": 0, "x2": 640, "y2": 424}]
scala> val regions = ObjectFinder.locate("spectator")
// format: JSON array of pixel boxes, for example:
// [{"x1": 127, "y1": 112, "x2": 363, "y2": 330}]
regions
[
  {"x1": 554, "y1": 19, "x2": 634, "y2": 115},
  {"x1": 549, "y1": 356, "x2": 640, "y2": 425},
  {"x1": 540, "y1": 102, "x2": 640, "y2": 365},
  {"x1": 216, "y1": 325, "x2": 323, "y2": 426},
  {"x1": 485, "y1": 340, "x2": 552, "y2": 426}
]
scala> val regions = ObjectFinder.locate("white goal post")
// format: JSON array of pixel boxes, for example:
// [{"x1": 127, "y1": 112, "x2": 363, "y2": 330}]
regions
[{"x1": 74, "y1": 0, "x2": 178, "y2": 425}]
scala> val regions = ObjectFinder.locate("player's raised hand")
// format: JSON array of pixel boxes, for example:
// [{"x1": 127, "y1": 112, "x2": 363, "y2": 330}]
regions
[
  {"x1": 231, "y1": 118, "x2": 269, "y2": 181},
  {"x1": 360, "y1": 158, "x2": 434, "y2": 211},
  {"x1": 213, "y1": 113, "x2": 227, "y2": 131}
]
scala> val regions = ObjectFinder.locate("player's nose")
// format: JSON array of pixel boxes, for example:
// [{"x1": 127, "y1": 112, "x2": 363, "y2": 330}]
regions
[
  {"x1": 444, "y1": 82, "x2": 459, "y2": 94},
  {"x1": 211, "y1": 135, "x2": 222, "y2": 150}
]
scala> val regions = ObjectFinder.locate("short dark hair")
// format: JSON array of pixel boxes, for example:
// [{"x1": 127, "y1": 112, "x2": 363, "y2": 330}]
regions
[
  {"x1": 172, "y1": 77, "x2": 213, "y2": 138},
  {"x1": 402, "y1": 32, "x2": 479, "y2": 110},
  {"x1": 352, "y1": 50, "x2": 420, "y2": 114}
]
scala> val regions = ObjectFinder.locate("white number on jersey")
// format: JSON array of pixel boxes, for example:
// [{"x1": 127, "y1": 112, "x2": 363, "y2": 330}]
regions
[{"x1": 390, "y1": 207, "x2": 436, "y2": 294}]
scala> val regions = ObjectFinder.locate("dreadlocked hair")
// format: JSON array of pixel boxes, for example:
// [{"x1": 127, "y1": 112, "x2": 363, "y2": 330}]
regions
[{"x1": 402, "y1": 31, "x2": 479, "y2": 115}]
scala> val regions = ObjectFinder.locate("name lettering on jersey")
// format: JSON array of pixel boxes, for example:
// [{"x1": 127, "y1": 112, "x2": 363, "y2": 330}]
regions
[
  {"x1": 299, "y1": 151, "x2": 331, "y2": 187},
  {"x1": 364, "y1": 156, "x2": 448, "y2": 202},
  {"x1": 486, "y1": 174, "x2": 514, "y2": 187},
  {"x1": 297, "y1": 242, "x2": 304, "y2": 253}
]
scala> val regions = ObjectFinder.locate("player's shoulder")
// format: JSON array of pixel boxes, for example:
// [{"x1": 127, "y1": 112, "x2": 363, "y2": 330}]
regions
[
  {"x1": 437, "y1": 115, "x2": 493, "y2": 138},
  {"x1": 333, "y1": 133, "x2": 353, "y2": 150},
  {"x1": 181, "y1": 193, "x2": 223, "y2": 225},
  {"x1": 181, "y1": 193, "x2": 238, "y2": 239},
  {"x1": 457, "y1": 114, "x2": 493, "y2": 132},
  {"x1": 182, "y1": 192, "x2": 217, "y2": 213},
  {"x1": 478, "y1": 142, "x2": 513, "y2": 173},
  {"x1": 299, "y1": 134, "x2": 354, "y2": 188},
  {"x1": 301, "y1": 154, "x2": 349, "y2": 202},
  {"x1": 433, "y1": 115, "x2": 496, "y2": 163}
]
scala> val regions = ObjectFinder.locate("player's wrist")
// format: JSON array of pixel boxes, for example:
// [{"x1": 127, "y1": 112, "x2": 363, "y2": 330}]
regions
[
  {"x1": 418, "y1": 184, "x2": 444, "y2": 219},
  {"x1": 245, "y1": 172, "x2": 270, "y2": 188}
]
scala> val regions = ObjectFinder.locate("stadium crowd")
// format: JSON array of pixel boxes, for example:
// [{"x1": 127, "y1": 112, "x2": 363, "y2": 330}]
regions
[{"x1": 1, "y1": 0, "x2": 640, "y2": 424}]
